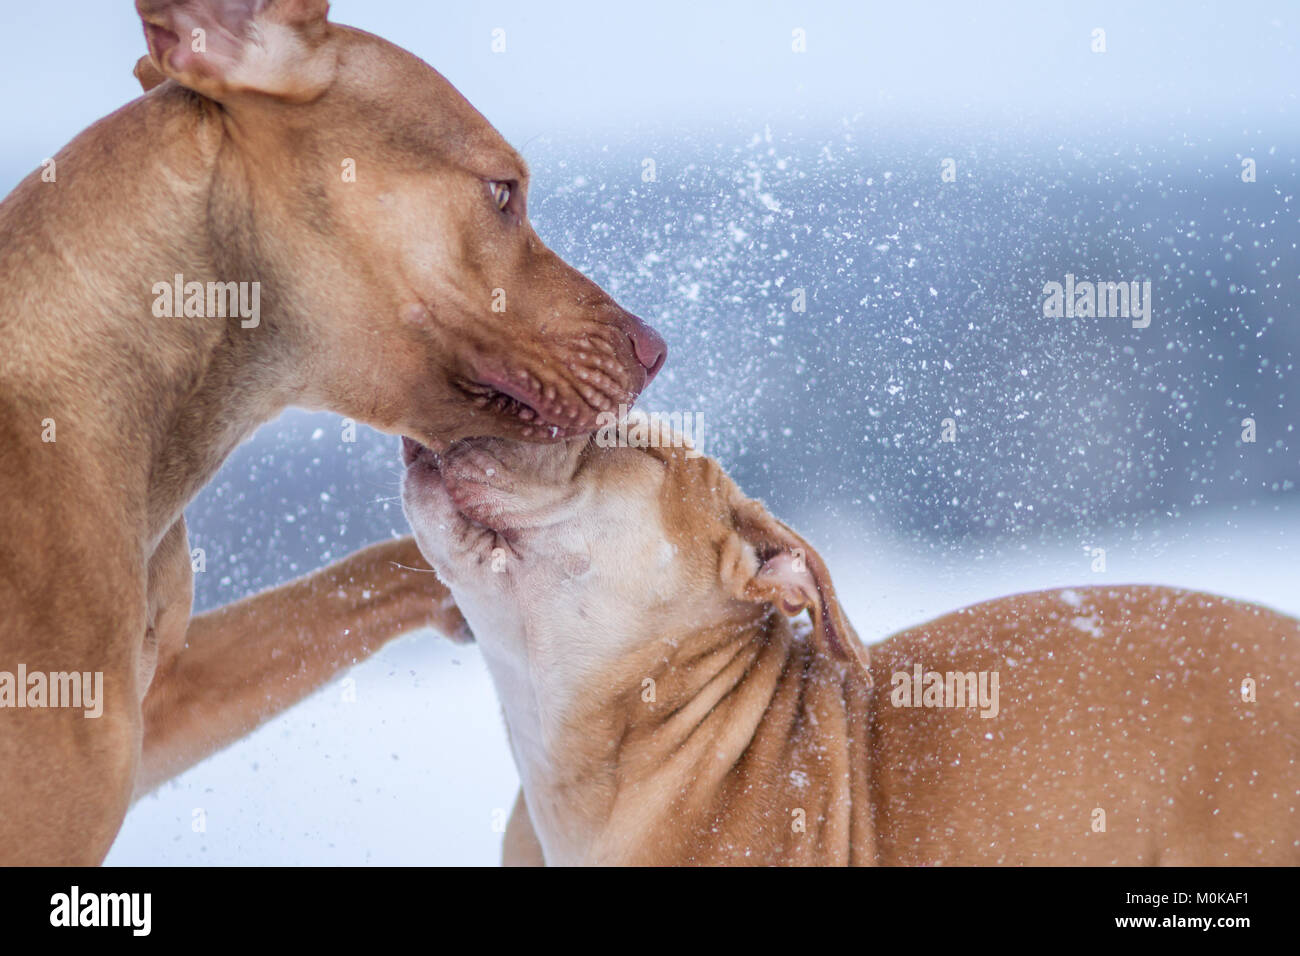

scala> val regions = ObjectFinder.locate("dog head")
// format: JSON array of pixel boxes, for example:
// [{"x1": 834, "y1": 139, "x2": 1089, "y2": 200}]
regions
[
  {"x1": 134, "y1": 0, "x2": 665, "y2": 447},
  {"x1": 399, "y1": 427, "x2": 868, "y2": 690}
]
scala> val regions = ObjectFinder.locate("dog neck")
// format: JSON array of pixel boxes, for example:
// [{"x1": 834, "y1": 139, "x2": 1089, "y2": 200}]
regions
[
  {"x1": 489, "y1": 602, "x2": 876, "y2": 865},
  {"x1": 0, "y1": 87, "x2": 301, "y2": 547}
]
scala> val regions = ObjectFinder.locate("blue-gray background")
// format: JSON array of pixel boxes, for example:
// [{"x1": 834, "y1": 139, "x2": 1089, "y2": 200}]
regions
[{"x1": 1, "y1": 1, "x2": 1296, "y2": 864}]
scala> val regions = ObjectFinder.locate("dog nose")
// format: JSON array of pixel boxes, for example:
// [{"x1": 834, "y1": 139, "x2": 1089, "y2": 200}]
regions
[{"x1": 623, "y1": 315, "x2": 667, "y2": 385}]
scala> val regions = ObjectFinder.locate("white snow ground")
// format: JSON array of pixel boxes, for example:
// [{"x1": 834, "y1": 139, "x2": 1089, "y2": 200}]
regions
[{"x1": 106, "y1": 501, "x2": 1299, "y2": 866}]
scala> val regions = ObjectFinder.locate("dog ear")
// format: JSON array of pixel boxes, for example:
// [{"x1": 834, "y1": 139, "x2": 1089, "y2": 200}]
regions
[
  {"x1": 133, "y1": 55, "x2": 168, "y2": 92},
  {"x1": 727, "y1": 496, "x2": 870, "y2": 677},
  {"x1": 135, "y1": 0, "x2": 335, "y2": 103}
]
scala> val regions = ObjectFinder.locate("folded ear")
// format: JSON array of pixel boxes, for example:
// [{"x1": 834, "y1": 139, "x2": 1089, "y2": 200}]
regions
[
  {"x1": 135, "y1": 0, "x2": 334, "y2": 103},
  {"x1": 728, "y1": 496, "x2": 870, "y2": 678},
  {"x1": 133, "y1": 55, "x2": 168, "y2": 92}
]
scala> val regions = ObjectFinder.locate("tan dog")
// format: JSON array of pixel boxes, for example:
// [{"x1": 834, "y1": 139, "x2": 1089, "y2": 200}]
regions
[
  {"x1": 402, "y1": 435, "x2": 1300, "y2": 865},
  {"x1": 0, "y1": 0, "x2": 663, "y2": 864}
]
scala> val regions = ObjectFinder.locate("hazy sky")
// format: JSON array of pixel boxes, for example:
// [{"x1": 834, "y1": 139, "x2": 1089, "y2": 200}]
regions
[{"x1": 1, "y1": 0, "x2": 1296, "y2": 175}]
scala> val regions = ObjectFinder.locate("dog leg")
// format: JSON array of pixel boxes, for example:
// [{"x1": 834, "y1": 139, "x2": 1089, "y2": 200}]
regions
[
  {"x1": 134, "y1": 536, "x2": 466, "y2": 796},
  {"x1": 0, "y1": 498, "x2": 145, "y2": 865}
]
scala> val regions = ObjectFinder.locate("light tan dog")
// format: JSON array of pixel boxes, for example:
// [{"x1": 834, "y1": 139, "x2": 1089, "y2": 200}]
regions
[
  {"x1": 0, "y1": 0, "x2": 663, "y2": 864},
  {"x1": 402, "y1": 434, "x2": 1300, "y2": 866}
]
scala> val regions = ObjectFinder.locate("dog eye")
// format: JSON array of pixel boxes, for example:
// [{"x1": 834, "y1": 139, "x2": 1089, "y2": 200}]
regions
[{"x1": 488, "y1": 180, "x2": 511, "y2": 211}]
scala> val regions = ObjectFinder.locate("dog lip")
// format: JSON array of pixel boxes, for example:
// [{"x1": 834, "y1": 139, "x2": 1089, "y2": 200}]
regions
[
  {"x1": 475, "y1": 372, "x2": 546, "y2": 415},
  {"x1": 470, "y1": 371, "x2": 594, "y2": 437}
]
